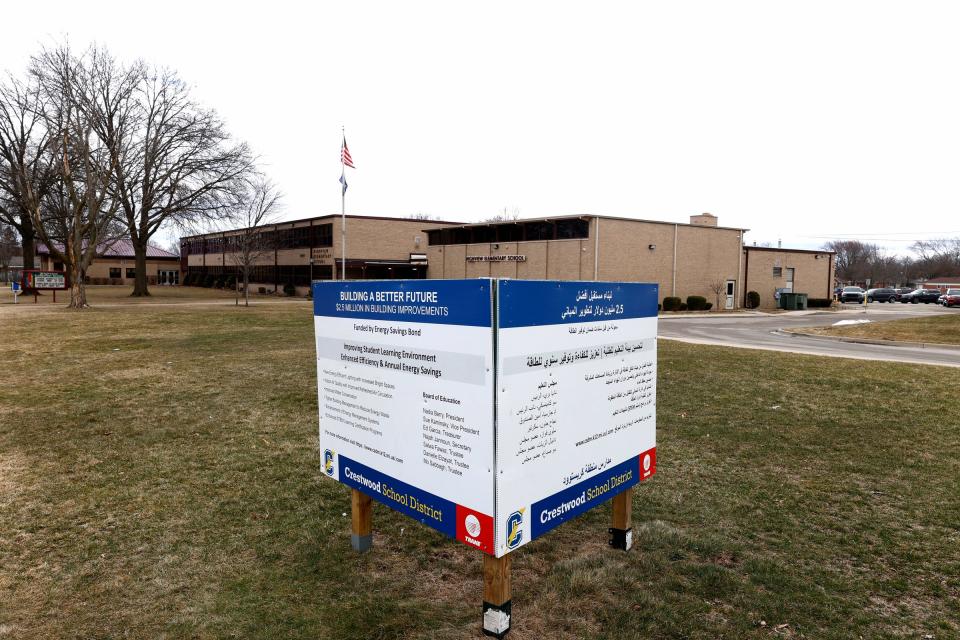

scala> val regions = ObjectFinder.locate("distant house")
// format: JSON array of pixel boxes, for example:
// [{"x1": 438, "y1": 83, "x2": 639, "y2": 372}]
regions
[
  {"x1": 36, "y1": 240, "x2": 181, "y2": 285},
  {"x1": 917, "y1": 276, "x2": 960, "y2": 290}
]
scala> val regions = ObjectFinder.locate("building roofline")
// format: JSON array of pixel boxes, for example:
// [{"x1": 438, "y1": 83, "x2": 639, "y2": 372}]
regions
[
  {"x1": 422, "y1": 213, "x2": 750, "y2": 233},
  {"x1": 180, "y1": 214, "x2": 460, "y2": 240},
  {"x1": 744, "y1": 246, "x2": 835, "y2": 255}
]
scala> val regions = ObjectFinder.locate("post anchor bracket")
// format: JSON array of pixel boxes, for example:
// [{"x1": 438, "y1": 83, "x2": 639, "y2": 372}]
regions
[
  {"x1": 482, "y1": 600, "x2": 512, "y2": 638},
  {"x1": 608, "y1": 526, "x2": 633, "y2": 551}
]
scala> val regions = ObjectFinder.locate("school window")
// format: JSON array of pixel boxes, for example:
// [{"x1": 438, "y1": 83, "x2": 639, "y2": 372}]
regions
[
  {"x1": 109, "y1": 268, "x2": 122, "y2": 278},
  {"x1": 126, "y1": 268, "x2": 136, "y2": 278},
  {"x1": 773, "y1": 267, "x2": 782, "y2": 278}
]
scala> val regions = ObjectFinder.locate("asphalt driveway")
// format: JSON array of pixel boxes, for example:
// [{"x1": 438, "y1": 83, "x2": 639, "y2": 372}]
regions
[{"x1": 658, "y1": 302, "x2": 960, "y2": 368}]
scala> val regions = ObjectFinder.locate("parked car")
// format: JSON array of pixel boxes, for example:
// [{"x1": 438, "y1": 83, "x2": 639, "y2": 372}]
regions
[
  {"x1": 865, "y1": 287, "x2": 898, "y2": 303},
  {"x1": 840, "y1": 286, "x2": 865, "y2": 303},
  {"x1": 902, "y1": 288, "x2": 942, "y2": 304},
  {"x1": 940, "y1": 289, "x2": 960, "y2": 308}
]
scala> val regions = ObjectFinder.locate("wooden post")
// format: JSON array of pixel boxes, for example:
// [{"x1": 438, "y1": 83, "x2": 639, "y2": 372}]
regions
[
  {"x1": 609, "y1": 487, "x2": 633, "y2": 551},
  {"x1": 351, "y1": 489, "x2": 372, "y2": 552},
  {"x1": 482, "y1": 553, "x2": 512, "y2": 638}
]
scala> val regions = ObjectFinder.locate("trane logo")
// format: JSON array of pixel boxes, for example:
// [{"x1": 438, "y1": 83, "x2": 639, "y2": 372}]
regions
[{"x1": 463, "y1": 514, "x2": 482, "y2": 547}]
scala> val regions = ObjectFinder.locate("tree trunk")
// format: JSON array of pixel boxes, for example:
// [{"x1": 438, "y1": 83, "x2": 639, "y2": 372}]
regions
[
  {"x1": 131, "y1": 241, "x2": 150, "y2": 296},
  {"x1": 67, "y1": 264, "x2": 88, "y2": 309},
  {"x1": 244, "y1": 267, "x2": 250, "y2": 307},
  {"x1": 20, "y1": 215, "x2": 36, "y2": 270}
]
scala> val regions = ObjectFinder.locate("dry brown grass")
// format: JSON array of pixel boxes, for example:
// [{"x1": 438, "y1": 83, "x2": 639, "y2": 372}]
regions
[
  {"x1": 1, "y1": 299, "x2": 958, "y2": 639},
  {"x1": 799, "y1": 311, "x2": 960, "y2": 345}
]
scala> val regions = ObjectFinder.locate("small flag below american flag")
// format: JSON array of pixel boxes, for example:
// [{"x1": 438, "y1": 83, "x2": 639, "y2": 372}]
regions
[
  {"x1": 341, "y1": 137, "x2": 355, "y2": 168},
  {"x1": 339, "y1": 172, "x2": 348, "y2": 195}
]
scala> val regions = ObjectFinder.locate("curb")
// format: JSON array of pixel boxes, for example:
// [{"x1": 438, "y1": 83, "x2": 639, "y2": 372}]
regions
[{"x1": 777, "y1": 328, "x2": 960, "y2": 351}]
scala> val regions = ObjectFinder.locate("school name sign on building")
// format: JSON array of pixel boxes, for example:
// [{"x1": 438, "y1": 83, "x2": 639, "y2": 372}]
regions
[{"x1": 314, "y1": 278, "x2": 657, "y2": 556}]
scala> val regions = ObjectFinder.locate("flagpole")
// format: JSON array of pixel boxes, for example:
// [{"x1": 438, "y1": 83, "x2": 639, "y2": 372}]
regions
[{"x1": 341, "y1": 127, "x2": 346, "y2": 281}]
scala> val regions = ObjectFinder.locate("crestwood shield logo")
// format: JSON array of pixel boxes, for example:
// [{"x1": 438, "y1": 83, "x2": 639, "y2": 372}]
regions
[
  {"x1": 505, "y1": 509, "x2": 524, "y2": 549},
  {"x1": 323, "y1": 449, "x2": 335, "y2": 476}
]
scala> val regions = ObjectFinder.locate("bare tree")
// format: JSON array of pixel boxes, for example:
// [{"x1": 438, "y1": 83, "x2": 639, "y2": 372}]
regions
[
  {"x1": 0, "y1": 221, "x2": 18, "y2": 281},
  {"x1": 0, "y1": 72, "x2": 58, "y2": 272},
  {"x1": 911, "y1": 237, "x2": 960, "y2": 280},
  {"x1": 28, "y1": 45, "x2": 123, "y2": 309},
  {"x1": 227, "y1": 178, "x2": 282, "y2": 306},
  {"x1": 90, "y1": 61, "x2": 254, "y2": 297},
  {"x1": 823, "y1": 240, "x2": 881, "y2": 283},
  {"x1": 708, "y1": 277, "x2": 725, "y2": 310},
  {"x1": 484, "y1": 206, "x2": 520, "y2": 223}
]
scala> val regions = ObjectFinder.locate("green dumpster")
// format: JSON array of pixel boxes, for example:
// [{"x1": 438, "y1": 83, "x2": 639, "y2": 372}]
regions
[{"x1": 779, "y1": 292, "x2": 808, "y2": 310}]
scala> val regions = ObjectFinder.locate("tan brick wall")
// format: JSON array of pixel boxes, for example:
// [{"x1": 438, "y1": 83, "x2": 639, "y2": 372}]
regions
[
  {"x1": 427, "y1": 217, "x2": 747, "y2": 307},
  {"x1": 744, "y1": 249, "x2": 834, "y2": 309},
  {"x1": 426, "y1": 239, "x2": 592, "y2": 280},
  {"x1": 333, "y1": 217, "x2": 440, "y2": 262},
  {"x1": 39, "y1": 255, "x2": 179, "y2": 284}
]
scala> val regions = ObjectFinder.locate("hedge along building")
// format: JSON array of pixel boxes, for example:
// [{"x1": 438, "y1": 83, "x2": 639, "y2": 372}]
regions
[
  {"x1": 425, "y1": 213, "x2": 746, "y2": 307},
  {"x1": 36, "y1": 240, "x2": 181, "y2": 285},
  {"x1": 180, "y1": 214, "x2": 455, "y2": 294},
  {"x1": 742, "y1": 246, "x2": 836, "y2": 309}
]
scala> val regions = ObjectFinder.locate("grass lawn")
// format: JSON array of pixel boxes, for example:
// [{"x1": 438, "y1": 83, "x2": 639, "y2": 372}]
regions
[
  {"x1": 1, "y1": 298, "x2": 958, "y2": 639},
  {"x1": 801, "y1": 312, "x2": 960, "y2": 346},
  {"x1": 1, "y1": 284, "x2": 305, "y2": 307}
]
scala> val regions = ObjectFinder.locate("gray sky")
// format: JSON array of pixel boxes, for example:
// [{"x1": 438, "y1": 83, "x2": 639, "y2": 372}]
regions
[{"x1": 5, "y1": 1, "x2": 960, "y2": 253}]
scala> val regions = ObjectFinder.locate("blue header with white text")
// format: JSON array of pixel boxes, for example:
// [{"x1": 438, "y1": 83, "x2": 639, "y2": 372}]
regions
[
  {"x1": 314, "y1": 279, "x2": 492, "y2": 327},
  {"x1": 498, "y1": 280, "x2": 658, "y2": 328}
]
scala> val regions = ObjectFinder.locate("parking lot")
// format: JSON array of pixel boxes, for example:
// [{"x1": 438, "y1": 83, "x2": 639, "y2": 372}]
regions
[{"x1": 659, "y1": 302, "x2": 960, "y2": 368}]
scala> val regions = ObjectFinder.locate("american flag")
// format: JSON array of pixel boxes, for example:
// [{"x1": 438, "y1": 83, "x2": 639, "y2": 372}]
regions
[{"x1": 341, "y1": 137, "x2": 355, "y2": 168}]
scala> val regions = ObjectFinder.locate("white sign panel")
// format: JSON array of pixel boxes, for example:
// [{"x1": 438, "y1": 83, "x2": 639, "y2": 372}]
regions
[
  {"x1": 314, "y1": 280, "x2": 497, "y2": 553},
  {"x1": 26, "y1": 271, "x2": 66, "y2": 289},
  {"x1": 494, "y1": 280, "x2": 658, "y2": 556}
]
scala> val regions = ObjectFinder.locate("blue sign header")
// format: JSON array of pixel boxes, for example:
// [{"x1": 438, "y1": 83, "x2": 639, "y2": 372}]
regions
[
  {"x1": 314, "y1": 279, "x2": 492, "y2": 327},
  {"x1": 498, "y1": 280, "x2": 658, "y2": 328}
]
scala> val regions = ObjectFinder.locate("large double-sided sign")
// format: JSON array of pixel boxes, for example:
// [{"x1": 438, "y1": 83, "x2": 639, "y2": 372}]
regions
[{"x1": 314, "y1": 279, "x2": 657, "y2": 557}]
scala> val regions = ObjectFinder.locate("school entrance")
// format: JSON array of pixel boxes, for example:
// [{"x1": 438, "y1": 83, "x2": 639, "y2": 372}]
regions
[{"x1": 158, "y1": 269, "x2": 180, "y2": 285}]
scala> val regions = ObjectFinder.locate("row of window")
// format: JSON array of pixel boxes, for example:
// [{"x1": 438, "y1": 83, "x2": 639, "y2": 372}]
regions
[
  {"x1": 182, "y1": 224, "x2": 334, "y2": 255},
  {"x1": 426, "y1": 219, "x2": 590, "y2": 246},
  {"x1": 107, "y1": 267, "x2": 179, "y2": 282},
  {"x1": 187, "y1": 265, "x2": 333, "y2": 286}
]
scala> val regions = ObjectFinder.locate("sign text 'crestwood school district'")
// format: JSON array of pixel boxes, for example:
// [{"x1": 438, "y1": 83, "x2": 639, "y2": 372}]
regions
[{"x1": 314, "y1": 279, "x2": 657, "y2": 557}]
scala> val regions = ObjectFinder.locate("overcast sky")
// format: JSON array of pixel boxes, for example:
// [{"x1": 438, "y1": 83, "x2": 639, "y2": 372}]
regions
[{"x1": 4, "y1": 1, "x2": 960, "y2": 254}]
